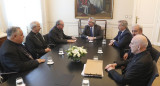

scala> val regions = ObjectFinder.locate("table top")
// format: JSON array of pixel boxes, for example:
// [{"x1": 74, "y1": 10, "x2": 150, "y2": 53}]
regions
[{"x1": 2, "y1": 38, "x2": 121, "y2": 86}]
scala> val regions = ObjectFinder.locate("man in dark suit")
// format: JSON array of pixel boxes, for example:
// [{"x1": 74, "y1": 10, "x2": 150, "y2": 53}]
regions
[
  {"x1": 123, "y1": 24, "x2": 152, "y2": 60},
  {"x1": 0, "y1": 27, "x2": 45, "y2": 80},
  {"x1": 105, "y1": 35, "x2": 153, "y2": 86},
  {"x1": 109, "y1": 20, "x2": 132, "y2": 57},
  {"x1": 25, "y1": 21, "x2": 51, "y2": 59},
  {"x1": 81, "y1": 17, "x2": 103, "y2": 40},
  {"x1": 48, "y1": 20, "x2": 76, "y2": 44}
]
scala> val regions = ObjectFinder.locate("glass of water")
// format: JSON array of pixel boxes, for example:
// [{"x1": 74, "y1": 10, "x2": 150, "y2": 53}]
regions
[
  {"x1": 98, "y1": 47, "x2": 103, "y2": 54},
  {"x1": 93, "y1": 55, "x2": 98, "y2": 60},
  {"x1": 82, "y1": 78, "x2": 89, "y2": 86},
  {"x1": 102, "y1": 39, "x2": 106, "y2": 45},
  {"x1": 16, "y1": 77, "x2": 25, "y2": 86},
  {"x1": 47, "y1": 56, "x2": 54, "y2": 64},
  {"x1": 59, "y1": 48, "x2": 64, "y2": 55}
]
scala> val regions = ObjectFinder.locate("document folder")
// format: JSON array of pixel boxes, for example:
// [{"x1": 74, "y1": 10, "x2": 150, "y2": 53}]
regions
[{"x1": 83, "y1": 59, "x2": 103, "y2": 77}]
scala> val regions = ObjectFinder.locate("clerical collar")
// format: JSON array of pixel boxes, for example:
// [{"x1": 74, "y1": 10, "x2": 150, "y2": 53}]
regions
[
  {"x1": 134, "y1": 50, "x2": 147, "y2": 58},
  {"x1": 7, "y1": 39, "x2": 22, "y2": 46},
  {"x1": 31, "y1": 31, "x2": 39, "y2": 35}
]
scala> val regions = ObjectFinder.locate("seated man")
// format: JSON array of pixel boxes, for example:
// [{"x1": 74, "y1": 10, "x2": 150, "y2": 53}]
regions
[
  {"x1": 48, "y1": 20, "x2": 76, "y2": 44},
  {"x1": 105, "y1": 35, "x2": 153, "y2": 86},
  {"x1": 25, "y1": 21, "x2": 51, "y2": 59},
  {"x1": 123, "y1": 24, "x2": 152, "y2": 60},
  {"x1": 0, "y1": 26, "x2": 45, "y2": 79},
  {"x1": 109, "y1": 20, "x2": 132, "y2": 57},
  {"x1": 81, "y1": 17, "x2": 103, "y2": 40}
]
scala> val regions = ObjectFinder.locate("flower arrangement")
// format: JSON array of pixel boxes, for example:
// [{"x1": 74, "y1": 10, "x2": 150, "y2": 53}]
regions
[{"x1": 66, "y1": 46, "x2": 87, "y2": 62}]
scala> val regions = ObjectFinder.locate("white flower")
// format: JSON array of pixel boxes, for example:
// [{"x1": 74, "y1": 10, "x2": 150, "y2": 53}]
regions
[{"x1": 66, "y1": 46, "x2": 87, "y2": 60}]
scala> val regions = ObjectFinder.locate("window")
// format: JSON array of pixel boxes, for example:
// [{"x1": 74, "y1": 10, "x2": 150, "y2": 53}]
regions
[{"x1": 3, "y1": 0, "x2": 42, "y2": 36}]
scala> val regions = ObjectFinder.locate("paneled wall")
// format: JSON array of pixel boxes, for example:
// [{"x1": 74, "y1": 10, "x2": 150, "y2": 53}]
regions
[{"x1": 45, "y1": 0, "x2": 134, "y2": 39}]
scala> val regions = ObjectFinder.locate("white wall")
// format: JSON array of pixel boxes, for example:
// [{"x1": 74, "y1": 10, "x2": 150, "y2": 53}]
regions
[{"x1": 46, "y1": 0, "x2": 134, "y2": 38}]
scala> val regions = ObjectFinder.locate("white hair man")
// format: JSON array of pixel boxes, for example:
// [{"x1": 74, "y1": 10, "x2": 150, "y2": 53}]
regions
[
  {"x1": 25, "y1": 21, "x2": 51, "y2": 59},
  {"x1": 105, "y1": 35, "x2": 153, "y2": 86},
  {"x1": 109, "y1": 20, "x2": 132, "y2": 58}
]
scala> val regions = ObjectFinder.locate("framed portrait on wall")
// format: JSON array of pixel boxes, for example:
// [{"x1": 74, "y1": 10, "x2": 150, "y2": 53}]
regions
[{"x1": 75, "y1": 0, "x2": 114, "y2": 19}]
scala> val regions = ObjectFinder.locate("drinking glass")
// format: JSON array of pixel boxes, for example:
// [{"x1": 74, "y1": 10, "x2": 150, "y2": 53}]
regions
[
  {"x1": 47, "y1": 56, "x2": 54, "y2": 64},
  {"x1": 59, "y1": 48, "x2": 64, "y2": 55},
  {"x1": 93, "y1": 55, "x2": 98, "y2": 60},
  {"x1": 16, "y1": 77, "x2": 25, "y2": 86},
  {"x1": 98, "y1": 47, "x2": 103, "y2": 54},
  {"x1": 102, "y1": 39, "x2": 106, "y2": 45},
  {"x1": 82, "y1": 78, "x2": 89, "y2": 86}
]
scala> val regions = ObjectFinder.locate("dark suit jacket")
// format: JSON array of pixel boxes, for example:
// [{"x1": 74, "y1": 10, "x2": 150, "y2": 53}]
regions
[
  {"x1": 81, "y1": 24, "x2": 103, "y2": 39},
  {"x1": 113, "y1": 28, "x2": 132, "y2": 49},
  {"x1": 0, "y1": 39, "x2": 39, "y2": 73},
  {"x1": 108, "y1": 51, "x2": 153, "y2": 86},
  {"x1": 48, "y1": 26, "x2": 72, "y2": 44},
  {"x1": 25, "y1": 31, "x2": 47, "y2": 59}
]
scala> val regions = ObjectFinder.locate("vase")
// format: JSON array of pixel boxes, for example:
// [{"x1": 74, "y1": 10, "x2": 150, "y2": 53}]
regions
[{"x1": 72, "y1": 59, "x2": 81, "y2": 62}]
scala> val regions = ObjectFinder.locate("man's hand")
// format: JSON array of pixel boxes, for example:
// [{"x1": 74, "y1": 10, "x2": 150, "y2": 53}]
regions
[
  {"x1": 67, "y1": 40, "x2": 76, "y2": 43},
  {"x1": 45, "y1": 48, "x2": 51, "y2": 52},
  {"x1": 72, "y1": 36, "x2": 77, "y2": 40},
  {"x1": 108, "y1": 40, "x2": 115, "y2": 46},
  {"x1": 123, "y1": 53, "x2": 128, "y2": 60},
  {"x1": 36, "y1": 59, "x2": 45, "y2": 63},
  {"x1": 105, "y1": 63, "x2": 117, "y2": 71},
  {"x1": 88, "y1": 37, "x2": 96, "y2": 41}
]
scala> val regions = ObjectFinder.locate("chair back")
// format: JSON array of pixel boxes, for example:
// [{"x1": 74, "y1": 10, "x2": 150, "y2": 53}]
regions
[
  {"x1": 150, "y1": 48, "x2": 160, "y2": 62},
  {"x1": 43, "y1": 34, "x2": 49, "y2": 45},
  {"x1": 147, "y1": 61, "x2": 159, "y2": 86}
]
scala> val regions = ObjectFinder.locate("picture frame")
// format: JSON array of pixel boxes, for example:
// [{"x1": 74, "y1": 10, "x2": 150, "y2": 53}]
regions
[{"x1": 75, "y1": 0, "x2": 114, "y2": 19}]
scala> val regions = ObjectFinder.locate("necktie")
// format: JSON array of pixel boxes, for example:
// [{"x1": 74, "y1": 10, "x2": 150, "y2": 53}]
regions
[{"x1": 90, "y1": 27, "x2": 93, "y2": 37}]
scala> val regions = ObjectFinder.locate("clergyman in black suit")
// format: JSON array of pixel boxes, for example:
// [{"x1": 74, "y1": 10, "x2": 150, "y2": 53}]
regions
[
  {"x1": 81, "y1": 17, "x2": 103, "y2": 40},
  {"x1": 48, "y1": 20, "x2": 76, "y2": 44},
  {"x1": 109, "y1": 20, "x2": 132, "y2": 57},
  {"x1": 123, "y1": 24, "x2": 152, "y2": 60},
  {"x1": 0, "y1": 26, "x2": 45, "y2": 80},
  {"x1": 25, "y1": 21, "x2": 51, "y2": 59},
  {"x1": 105, "y1": 35, "x2": 153, "y2": 86}
]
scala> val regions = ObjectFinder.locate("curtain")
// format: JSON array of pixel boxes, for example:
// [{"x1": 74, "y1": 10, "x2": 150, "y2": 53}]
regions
[
  {"x1": 0, "y1": 0, "x2": 7, "y2": 32},
  {"x1": 1, "y1": 0, "x2": 43, "y2": 37},
  {"x1": 40, "y1": 0, "x2": 49, "y2": 35}
]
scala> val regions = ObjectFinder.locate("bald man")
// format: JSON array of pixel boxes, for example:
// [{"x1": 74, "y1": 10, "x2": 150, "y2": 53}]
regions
[
  {"x1": 25, "y1": 21, "x2": 51, "y2": 59},
  {"x1": 105, "y1": 35, "x2": 153, "y2": 86},
  {"x1": 48, "y1": 20, "x2": 76, "y2": 44},
  {"x1": 123, "y1": 24, "x2": 152, "y2": 60}
]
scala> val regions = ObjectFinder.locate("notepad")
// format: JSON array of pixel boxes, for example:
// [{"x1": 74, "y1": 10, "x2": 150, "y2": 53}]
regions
[{"x1": 83, "y1": 59, "x2": 103, "y2": 77}]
